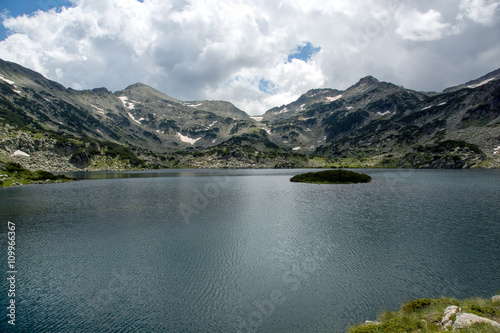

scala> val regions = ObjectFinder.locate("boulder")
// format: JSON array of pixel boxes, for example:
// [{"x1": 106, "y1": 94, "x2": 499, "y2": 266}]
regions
[
  {"x1": 53, "y1": 141, "x2": 77, "y2": 155},
  {"x1": 87, "y1": 141, "x2": 100, "y2": 152},
  {"x1": 492, "y1": 295, "x2": 500, "y2": 302},
  {"x1": 441, "y1": 305, "x2": 459, "y2": 329},
  {"x1": 69, "y1": 151, "x2": 90, "y2": 169},
  {"x1": 453, "y1": 313, "x2": 500, "y2": 330}
]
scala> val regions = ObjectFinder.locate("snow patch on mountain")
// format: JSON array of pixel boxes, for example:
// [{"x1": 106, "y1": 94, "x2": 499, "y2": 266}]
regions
[
  {"x1": 12, "y1": 150, "x2": 30, "y2": 157},
  {"x1": 186, "y1": 103, "x2": 202, "y2": 108},
  {"x1": 0, "y1": 74, "x2": 21, "y2": 94},
  {"x1": 0, "y1": 74, "x2": 15, "y2": 85},
  {"x1": 468, "y1": 78, "x2": 497, "y2": 89},
  {"x1": 206, "y1": 121, "x2": 218, "y2": 129},
  {"x1": 118, "y1": 96, "x2": 139, "y2": 110},
  {"x1": 177, "y1": 133, "x2": 201, "y2": 144},
  {"x1": 326, "y1": 95, "x2": 342, "y2": 102},
  {"x1": 377, "y1": 111, "x2": 392, "y2": 116},
  {"x1": 128, "y1": 112, "x2": 144, "y2": 124},
  {"x1": 91, "y1": 104, "x2": 105, "y2": 114}
]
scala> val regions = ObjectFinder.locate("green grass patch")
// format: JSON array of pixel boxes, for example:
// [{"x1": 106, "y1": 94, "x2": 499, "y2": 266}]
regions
[
  {"x1": 0, "y1": 161, "x2": 74, "y2": 187},
  {"x1": 348, "y1": 297, "x2": 500, "y2": 333}
]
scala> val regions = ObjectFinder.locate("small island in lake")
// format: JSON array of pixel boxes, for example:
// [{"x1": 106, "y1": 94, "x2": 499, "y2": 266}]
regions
[{"x1": 290, "y1": 169, "x2": 372, "y2": 184}]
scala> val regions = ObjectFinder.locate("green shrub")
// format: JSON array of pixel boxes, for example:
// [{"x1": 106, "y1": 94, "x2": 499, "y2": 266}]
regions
[
  {"x1": 101, "y1": 142, "x2": 144, "y2": 167},
  {"x1": 401, "y1": 298, "x2": 434, "y2": 313},
  {"x1": 347, "y1": 323, "x2": 381, "y2": 333},
  {"x1": 28, "y1": 170, "x2": 59, "y2": 181},
  {"x1": 5, "y1": 162, "x2": 25, "y2": 173},
  {"x1": 290, "y1": 169, "x2": 371, "y2": 184},
  {"x1": 85, "y1": 144, "x2": 100, "y2": 156},
  {"x1": 463, "y1": 299, "x2": 500, "y2": 318},
  {"x1": 380, "y1": 316, "x2": 425, "y2": 332},
  {"x1": 348, "y1": 316, "x2": 425, "y2": 333}
]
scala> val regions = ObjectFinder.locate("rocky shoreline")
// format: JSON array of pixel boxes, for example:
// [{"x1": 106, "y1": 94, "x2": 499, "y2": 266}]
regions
[{"x1": 1, "y1": 127, "x2": 499, "y2": 173}]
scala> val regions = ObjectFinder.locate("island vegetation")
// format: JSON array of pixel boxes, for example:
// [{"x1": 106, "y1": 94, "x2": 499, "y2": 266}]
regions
[
  {"x1": 0, "y1": 161, "x2": 74, "y2": 187},
  {"x1": 290, "y1": 169, "x2": 372, "y2": 184},
  {"x1": 348, "y1": 295, "x2": 500, "y2": 333}
]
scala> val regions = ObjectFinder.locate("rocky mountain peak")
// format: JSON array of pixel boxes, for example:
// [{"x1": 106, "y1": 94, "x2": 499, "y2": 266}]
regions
[
  {"x1": 355, "y1": 75, "x2": 380, "y2": 86},
  {"x1": 123, "y1": 82, "x2": 153, "y2": 91},
  {"x1": 303, "y1": 88, "x2": 340, "y2": 97},
  {"x1": 116, "y1": 82, "x2": 180, "y2": 104},
  {"x1": 91, "y1": 87, "x2": 112, "y2": 95}
]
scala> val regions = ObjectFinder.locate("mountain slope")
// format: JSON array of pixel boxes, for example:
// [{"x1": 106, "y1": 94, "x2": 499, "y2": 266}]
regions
[
  {"x1": 0, "y1": 57, "x2": 499, "y2": 170},
  {"x1": 0, "y1": 59, "x2": 254, "y2": 150},
  {"x1": 259, "y1": 74, "x2": 500, "y2": 168},
  {"x1": 443, "y1": 68, "x2": 500, "y2": 93}
]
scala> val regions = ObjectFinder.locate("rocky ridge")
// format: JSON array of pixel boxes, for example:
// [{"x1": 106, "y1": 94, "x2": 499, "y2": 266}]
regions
[{"x1": 1, "y1": 58, "x2": 500, "y2": 171}]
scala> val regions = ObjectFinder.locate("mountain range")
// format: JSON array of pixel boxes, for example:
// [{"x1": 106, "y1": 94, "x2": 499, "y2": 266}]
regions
[{"x1": 0, "y1": 58, "x2": 499, "y2": 171}]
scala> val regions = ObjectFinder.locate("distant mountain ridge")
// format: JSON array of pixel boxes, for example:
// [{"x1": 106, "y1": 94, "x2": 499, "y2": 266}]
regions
[
  {"x1": 0, "y1": 58, "x2": 252, "y2": 151},
  {"x1": 443, "y1": 68, "x2": 500, "y2": 93},
  {"x1": 0, "y1": 58, "x2": 499, "y2": 170}
]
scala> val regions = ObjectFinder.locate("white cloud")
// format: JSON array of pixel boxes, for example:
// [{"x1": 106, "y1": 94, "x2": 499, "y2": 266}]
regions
[
  {"x1": 395, "y1": 9, "x2": 455, "y2": 41},
  {"x1": 458, "y1": 0, "x2": 500, "y2": 24},
  {"x1": 206, "y1": 56, "x2": 326, "y2": 114},
  {"x1": 0, "y1": 0, "x2": 499, "y2": 115}
]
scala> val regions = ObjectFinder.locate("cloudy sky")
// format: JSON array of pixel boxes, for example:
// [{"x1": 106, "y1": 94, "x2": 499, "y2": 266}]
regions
[{"x1": 0, "y1": 0, "x2": 499, "y2": 115}]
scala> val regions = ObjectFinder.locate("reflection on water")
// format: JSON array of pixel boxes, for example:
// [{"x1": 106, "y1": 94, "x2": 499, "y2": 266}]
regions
[
  {"x1": 60, "y1": 168, "x2": 301, "y2": 179},
  {"x1": 1, "y1": 169, "x2": 499, "y2": 332}
]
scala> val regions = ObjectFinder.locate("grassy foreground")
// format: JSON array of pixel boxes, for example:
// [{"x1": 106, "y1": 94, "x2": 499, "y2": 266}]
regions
[
  {"x1": 348, "y1": 296, "x2": 500, "y2": 333},
  {"x1": 0, "y1": 161, "x2": 74, "y2": 187}
]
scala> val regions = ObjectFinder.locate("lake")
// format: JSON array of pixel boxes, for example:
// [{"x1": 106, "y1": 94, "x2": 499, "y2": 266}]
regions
[{"x1": 1, "y1": 169, "x2": 499, "y2": 332}]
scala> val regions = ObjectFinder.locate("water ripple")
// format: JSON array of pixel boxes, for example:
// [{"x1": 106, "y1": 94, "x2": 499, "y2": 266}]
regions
[{"x1": 1, "y1": 169, "x2": 499, "y2": 332}]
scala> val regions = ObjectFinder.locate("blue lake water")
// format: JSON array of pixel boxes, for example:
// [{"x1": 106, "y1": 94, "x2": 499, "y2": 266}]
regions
[{"x1": 1, "y1": 169, "x2": 499, "y2": 332}]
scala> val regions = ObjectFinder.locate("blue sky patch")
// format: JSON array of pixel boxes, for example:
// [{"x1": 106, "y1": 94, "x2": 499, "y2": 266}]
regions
[
  {"x1": 0, "y1": 0, "x2": 74, "y2": 40},
  {"x1": 287, "y1": 42, "x2": 321, "y2": 63},
  {"x1": 258, "y1": 79, "x2": 278, "y2": 95}
]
